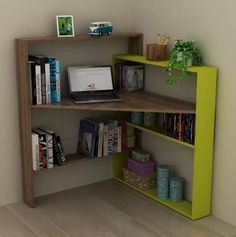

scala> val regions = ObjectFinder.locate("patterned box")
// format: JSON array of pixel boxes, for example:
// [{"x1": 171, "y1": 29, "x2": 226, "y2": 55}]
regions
[
  {"x1": 128, "y1": 157, "x2": 156, "y2": 176},
  {"x1": 123, "y1": 168, "x2": 156, "y2": 191},
  {"x1": 132, "y1": 150, "x2": 151, "y2": 163}
]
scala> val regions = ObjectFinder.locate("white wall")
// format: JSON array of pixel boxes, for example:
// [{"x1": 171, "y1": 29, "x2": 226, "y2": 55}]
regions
[
  {"x1": 0, "y1": 0, "x2": 133, "y2": 204},
  {"x1": 131, "y1": 0, "x2": 236, "y2": 226},
  {"x1": 1, "y1": 0, "x2": 236, "y2": 226}
]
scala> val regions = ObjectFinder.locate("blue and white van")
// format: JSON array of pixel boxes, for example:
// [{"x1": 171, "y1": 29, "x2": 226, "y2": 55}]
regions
[{"x1": 89, "y1": 22, "x2": 113, "y2": 36}]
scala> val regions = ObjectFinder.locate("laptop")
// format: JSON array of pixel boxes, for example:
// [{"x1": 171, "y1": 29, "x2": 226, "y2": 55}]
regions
[{"x1": 67, "y1": 66, "x2": 123, "y2": 104}]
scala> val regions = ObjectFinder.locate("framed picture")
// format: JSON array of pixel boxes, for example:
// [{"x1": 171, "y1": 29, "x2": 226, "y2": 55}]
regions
[{"x1": 56, "y1": 15, "x2": 75, "y2": 37}]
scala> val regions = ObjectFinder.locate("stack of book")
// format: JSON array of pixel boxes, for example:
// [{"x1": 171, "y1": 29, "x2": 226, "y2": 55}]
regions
[
  {"x1": 78, "y1": 118, "x2": 137, "y2": 158},
  {"x1": 31, "y1": 128, "x2": 66, "y2": 172},
  {"x1": 28, "y1": 55, "x2": 61, "y2": 105},
  {"x1": 115, "y1": 63, "x2": 144, "y2": 92},
  {"x1": 163, "y1": 113, "x2": 195, "y2": 144}
]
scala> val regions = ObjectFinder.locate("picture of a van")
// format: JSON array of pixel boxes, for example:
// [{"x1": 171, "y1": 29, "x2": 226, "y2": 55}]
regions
[{"x1": 89, "y1": 22, "x2": 113, "y2": 36}]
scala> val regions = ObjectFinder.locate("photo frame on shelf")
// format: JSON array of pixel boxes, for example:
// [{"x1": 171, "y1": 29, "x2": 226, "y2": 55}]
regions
[{"x1": 56, "y1": 15, "x2": 75, "y2": 37}]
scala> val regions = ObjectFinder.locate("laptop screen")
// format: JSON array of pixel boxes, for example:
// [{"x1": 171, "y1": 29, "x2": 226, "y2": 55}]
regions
[{"x1": 68, "y1": 66, "x2": 113, "y2": 93}]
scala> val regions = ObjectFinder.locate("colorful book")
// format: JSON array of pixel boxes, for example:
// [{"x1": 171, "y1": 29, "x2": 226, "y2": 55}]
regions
[
  {"x1": 38, "y1": 128, "x2": 54, "y2": 169},
  {"x1": 32, "y1": 129, "x2": 47, "y2": 169},
  {"x1": 49, "y1": 57, "x2": 61, "y2": 103}
]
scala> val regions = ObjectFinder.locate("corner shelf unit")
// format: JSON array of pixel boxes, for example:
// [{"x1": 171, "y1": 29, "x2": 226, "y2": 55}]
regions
[
  {"x1": 112, "y1": 54, "x2": 217, "y2": 220},
  {"x1": 16, "y1": 33, "x2": 143, "y2": 208},
  {"x1": 16, "y1": 33, "x2": 217, "y2": 221}
]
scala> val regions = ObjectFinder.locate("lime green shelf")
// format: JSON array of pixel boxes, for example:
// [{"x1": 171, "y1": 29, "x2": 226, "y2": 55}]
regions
[
  {"x1": 112, "y1": 54, "x2": 217, "y2": 220},
  {"x1": 126, "y1": 122, "x2": 195, "y2": 149},
  {"x1": 114, "y1": 176, "x2": 192, "y2": 219},
  {"x1": 113, "y1": 54, "x2": 216, "y2": 73}
]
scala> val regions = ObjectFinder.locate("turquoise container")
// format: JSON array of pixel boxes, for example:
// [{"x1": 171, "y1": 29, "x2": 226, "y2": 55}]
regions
[
  {"x1": 131, "y1": 112, "x2": 143, "y2": 125},
  {"x1": 170, "y1": 177, "x2": 184, "y2": 202},
  {"x1": 143, "y1": 112, "x2": 156, "y2": 127},
  {"x1": 157, "y1": 165, "x2": 170, "y2": 200}
]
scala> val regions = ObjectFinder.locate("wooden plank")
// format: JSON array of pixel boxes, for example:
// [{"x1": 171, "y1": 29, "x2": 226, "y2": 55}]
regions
[
  {"x1": 30, "y1": 91, "x2": 195, "y2": 113},
  {"x1": 128, "y1": 35, "x2": 143, "y2": 55},
  {"x1": 0, "y1": 206, "x2": 38, "y2": 237},
  {"x1": 16, "y1": 33, "x2": 143, "y2": 44},
  {"x1": 7, "y1": 203, "x2": 69, "y2": 237},
  {"x1": 16, "y1": 39, "x2": 35, "y2": 207}
]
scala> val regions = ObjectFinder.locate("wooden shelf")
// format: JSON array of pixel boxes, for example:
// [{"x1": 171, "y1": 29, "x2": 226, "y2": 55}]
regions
[
  {"x1": 34, "y1": 152, "x2": 124, "y2": 173},
  {"x1": 114, "y1": 176, "x2": 192, "y2": 219},
  {"x1": 126, "y1": 122, "x2": 195, "y2": 149},
  {"x1": 113, "y1": 54, "x2": 216, "y2": 73},
  {"x1": 30, "y1": 91, "x2": 195, "y2": 114},
  {"x1": 16, "y1": 33, "x2": 143, "y2": 44}
]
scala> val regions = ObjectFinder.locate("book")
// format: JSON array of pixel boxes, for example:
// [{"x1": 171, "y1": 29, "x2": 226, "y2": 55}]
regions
[
  {"x1": 126, "y1": 65, "x2": 144, "y2": 92},
  {"x1": 28, "y1": 61, "x2": 42, "y2": 105},
  {"x1": 31, "y1": 132, "x2": 39, "y2": 171},
  {"x1": 55, "y1": 136, "x2": 66, "y2": 165},
  {"x1": 117, "y1": 126, "x2": 122, "y2": 152},
  {"x1": 55, "y1": 59, "x2": 61, "y2": 103},
  {"x1": 49, "y1": 57, "x2": 61, "y2": 103},
  {"x1": 107, "y1": 120, "x2": 116, "y2": 156},
  {"x1": 103, "y1": 125, "x2": 108, "y2": 156},
  {"x1": 32, "y1": 129, "x2": 47, "y2": 169},
  {"x1": 45, "y1": 62, "x2": 51, "y2": 104},
  {"x1": 78, "y1": 120, "x2": 98, "y2": 157},
  {"x1": 85, "y1": 118, "x2": 104, "y2": 158},
  {"x1": 115, "y1": 63, "x2": 144, "y2": 92},
  {"x1": 38, "y1": 128, "x2": 54, "y2": 169}
]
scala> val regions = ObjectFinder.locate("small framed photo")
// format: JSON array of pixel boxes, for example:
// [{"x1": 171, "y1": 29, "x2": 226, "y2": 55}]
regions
[{"x1": 56, "y1": 15, "x2": 75, "y2": 37}]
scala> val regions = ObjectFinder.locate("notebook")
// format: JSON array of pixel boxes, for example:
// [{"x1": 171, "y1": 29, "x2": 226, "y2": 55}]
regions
[{"x1": 67, "y1": 66, "x2": 123, "y2": 104}]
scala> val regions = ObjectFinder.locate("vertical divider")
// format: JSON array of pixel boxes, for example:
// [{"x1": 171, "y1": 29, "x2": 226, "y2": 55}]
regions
[
  {"x1": 192, "y1": 68, "x2": 217, "y2": 219},
  {"x1": 16, "y1": 39, "x2": 35, "y2": 207}
]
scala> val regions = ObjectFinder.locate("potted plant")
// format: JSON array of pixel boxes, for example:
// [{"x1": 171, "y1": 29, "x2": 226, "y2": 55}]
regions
[{"x1": 166, "y1": 39, "x2": 203, "y2": 85}]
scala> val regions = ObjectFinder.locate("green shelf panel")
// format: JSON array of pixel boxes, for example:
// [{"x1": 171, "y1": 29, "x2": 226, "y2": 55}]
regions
[
  {"x1": 114, "y1": 176, "x2": 193, "y2": 219},
  {"x1": 126, "y1": 122, "x2": 195, "y2": 149},
  {"x1": 113, "y1": 54, "x2": 216, "y2": 73}
]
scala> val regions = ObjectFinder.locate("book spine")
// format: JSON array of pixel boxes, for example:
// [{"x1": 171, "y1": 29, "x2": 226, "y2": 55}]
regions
[
  {"x1": 40, "y1": 59, "x2": 47, "y2": 104},
  {"x1": 55, "y1": 60, "x2": 61, "y2": 103},
  {"x1": 31, "y1": 133, "x2": 39, "y2": 171},
  {"x1": 53, "y1": 136, "x2": 62, "y2": 166},
  {"x1": 45, "y1": 62, "x2": 51, "y2": 104},
  {"x1": 49, "y1": 58, "x2": 57, "y2": 103},
  {"x1": 28, "y1": 62, "x2": 35, "y2": 104},
  {"x1": 108, "y1": 121, "x2": 115, "y2": 156},
  {"x1": 35, "y1": 65, "x2": 42, "y2": 104},
  {"x1": 38, "y1": 143, "x2": 43, "y2": 169},
  {"x1": 113, "y1": 120, "x2": 118, "y2": 154},
  {"x1": 103, "y1": 125, "x2": 108, "y2": 156},
  {"x1": 97, "y1": 122, "x2": 104, "y2": 158},
  {"x1": 45, "y1": 134, "x2": 54, "y2": 169},
  {"x1": 117, "y1": 126, "x2": 122, "y2": 152},
  {"x1": 56, "y1": 136, "x2": 66, "y2": 164}
]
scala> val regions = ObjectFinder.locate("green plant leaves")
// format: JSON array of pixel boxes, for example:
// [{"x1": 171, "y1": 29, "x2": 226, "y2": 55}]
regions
[{"x1": 166, "y1": 39, "x2": 202, "y2": 85}]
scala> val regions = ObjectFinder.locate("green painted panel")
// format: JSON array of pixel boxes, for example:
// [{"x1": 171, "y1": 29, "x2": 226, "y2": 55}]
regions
[
  {"x1": 112, "y1": 54, "x2": 217, "y2": 220},
  {"x1": 192, "y1": 68, "x2": 217, "y2": 219},
  {"x1": 126, "y1": 122, "x2": 195, "y2": 149}
]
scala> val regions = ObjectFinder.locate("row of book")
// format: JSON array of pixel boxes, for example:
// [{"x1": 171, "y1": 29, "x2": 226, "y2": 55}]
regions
[
  {"x1": 114, "y1": 63, "x2": 144, "y2": 92},
  {"x1": 78, "y1": 118, "x2": 137, "y2": 158},
  {"x1": 28, "y1": 55, "x2": 61, "y2": 105},
  {"x1": 163, "y1": 113, "x2": 195, "y2": 144},
  {"x1": 31, "y1": 128, "x2": 66, "y2": 171}
]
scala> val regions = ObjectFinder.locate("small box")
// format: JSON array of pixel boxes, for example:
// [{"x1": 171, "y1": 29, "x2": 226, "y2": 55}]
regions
[
  {"x1": 123, "y1": 168, "x2": 156, "y2": 191},
  {"x1": 132, "y1": 150, "x2": 151, "y2": 163},
  {"x1": 128, "y1": 157, "x2": 156, "y2": 175}
]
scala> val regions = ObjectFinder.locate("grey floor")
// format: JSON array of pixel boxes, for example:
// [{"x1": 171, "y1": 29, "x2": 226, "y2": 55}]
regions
[{"x1": 1, "y1": 180, "x2": 236, "y2": 237}]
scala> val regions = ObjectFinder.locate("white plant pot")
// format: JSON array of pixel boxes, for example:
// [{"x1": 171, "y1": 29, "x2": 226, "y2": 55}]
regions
[{"x1": 177, "y1": 52, "x2": 193, "y2": 66}]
